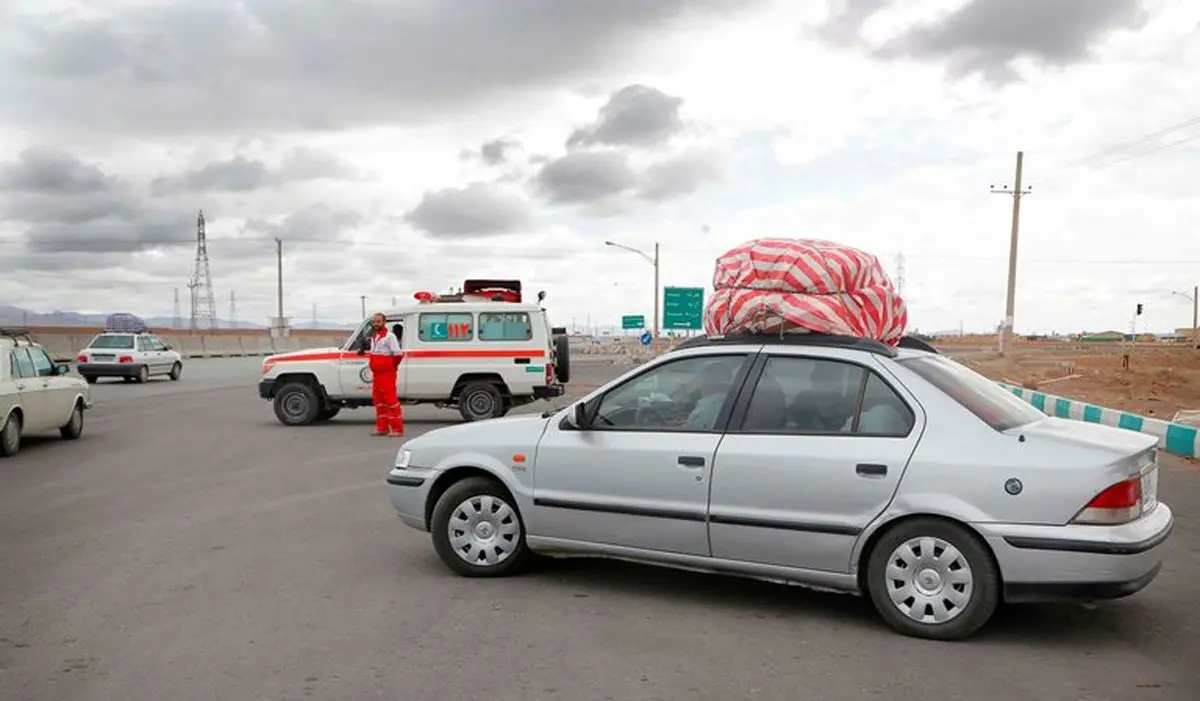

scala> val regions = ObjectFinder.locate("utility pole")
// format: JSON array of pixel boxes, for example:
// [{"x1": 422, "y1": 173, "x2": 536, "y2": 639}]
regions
[
  {"x1": 275, "y1": 238, "x2": 284, "y2": 331},
  {"x1": 173, "y1": 288, "x2": 181, "y2": 329},
  {"x1": 312, "y1": 303, "x2": 318, "y2": 330},
  {"x1": 894, "y1": 252, "x2": 906, "y2": 297},
  {"x1": 229, "y1": 290, "x2": 237, "y2": 328},
  {"x1": 990, "y1": 151, "x2": 1031, "y2": 355},
  {"x1": 360, "y1": 295, "x2": 367, "y2": 319}
]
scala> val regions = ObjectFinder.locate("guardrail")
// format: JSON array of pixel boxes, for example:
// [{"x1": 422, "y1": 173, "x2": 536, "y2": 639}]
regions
[
  {"x1": 998, "y1": 382, "x2": 1200, "y2": 459},
  {"x1": 30, "y1": 331, "x2": 347, "y2": 363}
]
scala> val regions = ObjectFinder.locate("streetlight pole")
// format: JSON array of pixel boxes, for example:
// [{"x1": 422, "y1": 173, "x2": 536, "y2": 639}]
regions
[
  {"x1": 1172, "y1": 287, "x2": 1198, "y2": 342},
  {"x1": 605, "y1": 240, "x2": 660, "y2": 337}
]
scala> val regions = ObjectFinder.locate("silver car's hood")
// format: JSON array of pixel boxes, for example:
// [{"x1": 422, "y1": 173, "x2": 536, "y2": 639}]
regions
[
  {"x1": 1007, "y1": 416, "x2": 1157, "y2": 458},
  {"x1": 403, "y1": 413, "x2": 551, "y2": 460}
]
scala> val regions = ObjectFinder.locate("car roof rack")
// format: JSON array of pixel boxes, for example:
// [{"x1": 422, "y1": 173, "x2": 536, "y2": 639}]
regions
[
  {"x1": 0, "y1": 327, "x2": 36, "y2": 344},
  {"x1": 672, "y1": 331, "x2": 901, "y2": 357}
]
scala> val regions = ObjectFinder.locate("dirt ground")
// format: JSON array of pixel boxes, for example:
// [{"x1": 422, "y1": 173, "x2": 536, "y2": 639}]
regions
[{"x1": 956, "y1": 343, "x2": 1200, "y2": 421}]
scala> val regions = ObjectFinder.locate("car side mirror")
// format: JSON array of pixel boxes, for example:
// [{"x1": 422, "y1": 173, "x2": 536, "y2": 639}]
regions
[
  {"x1": 55, "y1": 364, "x2": 70, "y2": 375},
  {"x1": 573, "y1": 401, "x2": 591, "y2": 429}
]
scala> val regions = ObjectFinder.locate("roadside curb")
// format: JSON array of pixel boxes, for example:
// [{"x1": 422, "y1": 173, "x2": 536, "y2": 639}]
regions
[{"x1": 997, "y1": 382, "x2": 1200, "y2": 459}]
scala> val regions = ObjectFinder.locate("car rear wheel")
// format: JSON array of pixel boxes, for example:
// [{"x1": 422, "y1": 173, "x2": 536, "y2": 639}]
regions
[
  {"x1": 430, "y1": 476, "x2": 531, "y2": 577},
  {"x1": 458, "y1": 382, "x2": 504, "y2": 422},
  {"x1": 60, "y1": 402, "x2": 84, "y2": 440},
  {"x1": 865, "y1": 518, "x2": 1000, "y2": 641},
  {"x1": 135, "y1": 365, "x2": 149, "y2": 383},
  {"x1": 168, "y1": 362, "x2": 182, "y2": 381},
  {"x1": 83, "y1": 375, "x2": 97, "y2": 384},
  {"x1": 0, "y1": 412, "x2": 21, "y2": 457},
  {"x1": 273, "y1": 383, "x2": 321, "y2": 426}
]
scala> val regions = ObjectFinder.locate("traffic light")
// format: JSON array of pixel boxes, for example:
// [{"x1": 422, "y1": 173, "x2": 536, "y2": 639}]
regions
[{"x1": 1136, "y1": 303, "x2": 1144, "y2": 316}]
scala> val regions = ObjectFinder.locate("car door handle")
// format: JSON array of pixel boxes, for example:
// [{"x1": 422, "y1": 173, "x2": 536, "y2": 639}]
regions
[
  {"x1": 856, "y1": 463, "x2": 887, "y2": 477},
  {"x1": 678, "y1": 455, "x2": 705, "y2": 468}
]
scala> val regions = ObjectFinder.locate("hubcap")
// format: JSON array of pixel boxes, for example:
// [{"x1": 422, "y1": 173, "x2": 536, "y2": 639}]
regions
[
  {"x1": 467, "y1": 390, "x2": 496, "y2": 418},
  {"x1": 282, "y1": 392, "x2": 308, "y2": 418},
  {"x1": 447, "y1": 494, "x2": 521, "y2": 566},
  {"x1": 884, "y1": 536, "x2": 974, "y2": 625}
]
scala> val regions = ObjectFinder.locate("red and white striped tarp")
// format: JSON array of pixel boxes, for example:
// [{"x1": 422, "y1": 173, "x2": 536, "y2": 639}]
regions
[{"x1": 703, "y1": 238, "x2": 908, "y2": 345}]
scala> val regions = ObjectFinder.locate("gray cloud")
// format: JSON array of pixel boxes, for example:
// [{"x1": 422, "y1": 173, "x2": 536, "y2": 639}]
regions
[
  {"x1": 151, "y1": 148, "x2": 360, "y2": 196},
  {"x1": 152, "y1": 155, "x2": 272, "y2": 196},
  {"x1": 0, "y1": 145, "x2": 121, "y2": 194},
  {"x1": 637, "y1": 149, "x2": 725, "y2": 201},
  {"x1": 880, "y1": 0, "x2": 1150, "y2": 82},
  {"x1": 20, "y1": 210, "x2": 195, "y2": 255},
  {"x1": 404, "y1": 183, "x2": 533, "y2": 238},
  {"x1": 0, "y1": 0, "x2": 764, "y2": 136},
  {"x1": 243, "y1": 203, "x2": 363, "y2": 242},
  {"x1": 534, "y1": 151, "x2": 637, "y2": 204},
  {"x1": 566, "y1": 84, "x2": 685, "y2": 149},
  {"x1": 0, "y1": 146, "x2": 192, "y2": 257},
  {"x1": 816, "y1": 0, "x2": 1150, "y2": 83}
]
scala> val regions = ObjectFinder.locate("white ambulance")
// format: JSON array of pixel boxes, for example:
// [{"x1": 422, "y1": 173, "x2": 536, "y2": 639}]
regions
[{"x1": 258, "y1": 280, "x2": 570, "y2": 426}]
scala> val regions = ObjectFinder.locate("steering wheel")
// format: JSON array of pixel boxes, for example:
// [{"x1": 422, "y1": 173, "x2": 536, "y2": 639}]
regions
[{"x1": 634, "y1": 406, "x2": 666, "y2": 427}]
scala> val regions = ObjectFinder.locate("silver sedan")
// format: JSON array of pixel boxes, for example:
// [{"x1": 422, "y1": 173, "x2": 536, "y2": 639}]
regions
[{"x1": 385, "y1": 334, "x2": 1173, "y2": 640}]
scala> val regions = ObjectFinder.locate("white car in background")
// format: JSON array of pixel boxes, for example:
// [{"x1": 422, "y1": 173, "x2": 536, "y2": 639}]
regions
[
  {"x1": 76, "y1": 330, "x2": 184, "y2": 384},
  {"x1": 1, "y1": 328, "x2": 92, "y2": 457}
]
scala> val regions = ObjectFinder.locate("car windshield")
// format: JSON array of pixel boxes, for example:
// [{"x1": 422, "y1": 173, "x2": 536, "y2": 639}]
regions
[
  {"x1": 89, "y1": 335, "x2": 135, "y2": 349},
  {"x1": 898, "y1": 354, "x2": 1045, "y2": 432}
]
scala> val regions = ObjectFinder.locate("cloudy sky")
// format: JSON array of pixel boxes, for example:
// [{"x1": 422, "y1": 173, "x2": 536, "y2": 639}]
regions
[{"x1": 2, "y1": 0, "x2": 1199, "y2": 335}]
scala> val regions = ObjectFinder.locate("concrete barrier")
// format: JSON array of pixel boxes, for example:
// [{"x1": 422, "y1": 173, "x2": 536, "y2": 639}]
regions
[{"x1": 998, "y1": 382, "x2": 1200, "y2": 459}]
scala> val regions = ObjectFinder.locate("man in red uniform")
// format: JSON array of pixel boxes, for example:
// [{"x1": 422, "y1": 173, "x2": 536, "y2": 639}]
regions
[{"x1": 363, "y1": 312, "x2": 404, "y2": 436}]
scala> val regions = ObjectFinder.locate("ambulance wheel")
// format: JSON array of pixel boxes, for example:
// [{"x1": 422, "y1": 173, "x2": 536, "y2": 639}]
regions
[
  {"x1": 274, "y1": 383, "x2": 321, "y2": 426},
  {"x1": 458, "y1": 382, "x2": 504, "y2": 422},
  {"x1": 315, "y1": 406, "x2": 341, "y2": 422}
]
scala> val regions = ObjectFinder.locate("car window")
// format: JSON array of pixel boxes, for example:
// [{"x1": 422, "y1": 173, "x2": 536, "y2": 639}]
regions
[
  {"x1": 478, "y1": 312, "x2": 532, "y2": 341},
  {"x1": 738, "y1": 356, "x2": 914, "y2": 436},
  {"x1": 418, "y1": 313, "x2": 473, "y2": 342},
  {"x1": 898, "y1": 354, "x2": 1043, "y2": 431},
  {"x1": 28, "y1": 347, "x2": 55, "y2": 377},
  {"x1": 89, "y1": 335, "x2": 135, "y2": 350},
  {"x1": 10, "y1": 348, "x2": 35, "y2": 379},
  {"x1": 137, "y1": 337, "x2": 151, "y2": 351},
  {"x1": 592, "y1": 354, "x2": 747, "y2": 432}
]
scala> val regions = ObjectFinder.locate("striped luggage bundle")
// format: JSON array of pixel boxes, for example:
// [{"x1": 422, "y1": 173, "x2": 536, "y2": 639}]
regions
[{"x1": 702, "y1": 238, "x2": 909, "y2": 345}]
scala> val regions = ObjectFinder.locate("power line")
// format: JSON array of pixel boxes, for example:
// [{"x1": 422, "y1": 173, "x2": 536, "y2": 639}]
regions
[{"x1": 1035, "y1": 112, "x2": 1200, "y2": 186}]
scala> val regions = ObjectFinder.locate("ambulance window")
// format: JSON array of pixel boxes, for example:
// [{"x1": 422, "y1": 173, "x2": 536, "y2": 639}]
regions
[
  {"x1": 419, "y1": 313, "x2": 474, "y2": 342},
  {"x1": 478, "y1": 312, "x2": 532, "y2": 341}
]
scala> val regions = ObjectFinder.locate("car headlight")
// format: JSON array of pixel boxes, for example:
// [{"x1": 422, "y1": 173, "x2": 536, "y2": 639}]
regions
[{"x1": 395, "y1": 449, "x2": 411, "y2": 469}]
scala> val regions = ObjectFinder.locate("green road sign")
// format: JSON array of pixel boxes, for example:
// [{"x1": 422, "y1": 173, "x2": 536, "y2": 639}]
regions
[
  {"x1": 663, "y1": 287, "x2": 704, "y2": 330},
  {"x1": 621, "y1": 314, "x2": 645, "y2": 330}
]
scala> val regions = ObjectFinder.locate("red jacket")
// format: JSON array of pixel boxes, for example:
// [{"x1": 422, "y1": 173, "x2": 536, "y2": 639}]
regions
[{"x1": 368, "y1": 328, "x2": 403, "y2": 374}]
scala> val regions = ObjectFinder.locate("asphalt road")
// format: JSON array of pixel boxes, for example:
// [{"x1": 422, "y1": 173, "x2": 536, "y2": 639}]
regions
[{"x1": 1, "y1": 358, "x2": 1198, "y2": 700}]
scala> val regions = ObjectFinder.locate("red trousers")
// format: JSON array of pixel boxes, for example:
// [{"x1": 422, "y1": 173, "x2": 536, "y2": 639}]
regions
[{"x1": 371, "y1": 370, "x2": 404, "y2": 433}]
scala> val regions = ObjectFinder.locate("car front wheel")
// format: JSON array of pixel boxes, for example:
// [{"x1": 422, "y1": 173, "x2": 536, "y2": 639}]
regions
[
  {"x1": 169, "y1": 362, "x2": 182, "y2": 381},
  {"x1": 60, "y1": 402, "x2": 84, "y2": 440},
  {"x1": 273, "y1": 383, "x2": 321, "y2": 426},
  {"x1": 430, "y1": 476, "x2": 531, "y2": 577},
  {"x1": 865, "y1": 518, "x2": 1000, "y2": 641}
]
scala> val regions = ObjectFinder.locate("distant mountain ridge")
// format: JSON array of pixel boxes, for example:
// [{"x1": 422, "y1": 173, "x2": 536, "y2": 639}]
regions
[{"x1": 0, "y1": 305, "x2": 357, "y2": 330}]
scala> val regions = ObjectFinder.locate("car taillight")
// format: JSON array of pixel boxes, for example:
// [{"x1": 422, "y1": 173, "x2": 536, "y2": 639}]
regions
[
  {"x1": 118, "y1": 355, "x2": 134, "y2": 363},
  {"x1": 545, "y1": 363, "x2": 554, "y2": 385},
  {"x1": 1071, "y1": 476, "x2": 1142, "y2": 525},
  {"x1": 77, "y1": 355, "x2": 87, "y2": 363}
]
